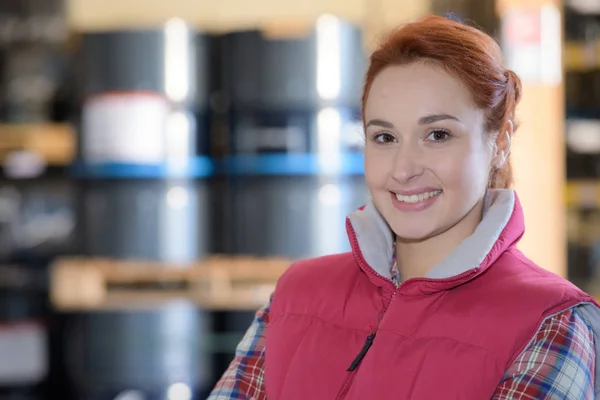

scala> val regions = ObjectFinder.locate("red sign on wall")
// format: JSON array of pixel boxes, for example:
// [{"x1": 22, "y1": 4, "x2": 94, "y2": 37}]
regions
[
  {"x1": 503, "y1": 10, "x2": 541, "y2": 46},
  {"x1": 501, "y1": 5, "x2": 561, "y2": 85}
]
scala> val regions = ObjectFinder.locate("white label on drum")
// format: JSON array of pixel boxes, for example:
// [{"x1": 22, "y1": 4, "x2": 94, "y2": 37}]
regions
[
  {"x1": 82, "y1": 94, "x2": 170, "y2": 164},
  {"x1": 0, "y1": 322, "x2": 47, "y2": 384}
]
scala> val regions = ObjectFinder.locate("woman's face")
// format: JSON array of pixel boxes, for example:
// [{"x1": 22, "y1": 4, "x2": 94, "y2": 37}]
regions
[{"x1": 364, "y1": 62, "x2": 497, "y2": 241}]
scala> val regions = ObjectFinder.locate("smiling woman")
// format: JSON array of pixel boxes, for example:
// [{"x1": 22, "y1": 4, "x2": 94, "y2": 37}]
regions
[
  {"x1": 364, "y1": 61, "x2": 504, "y2": 277},
  {"x1": 208, "y1": 15, "x2": 600, "y2": 400}
]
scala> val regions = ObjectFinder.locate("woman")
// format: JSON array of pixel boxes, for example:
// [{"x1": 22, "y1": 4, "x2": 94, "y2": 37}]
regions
[{"x1": 209, "y1": 15, "x2": 600, "y2": 399}]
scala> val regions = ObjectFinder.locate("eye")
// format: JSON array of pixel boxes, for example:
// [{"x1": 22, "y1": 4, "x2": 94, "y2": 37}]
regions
[
  {"x1": 373, "y1": 132, "x2": 396, "y2": 144},
  {"x1": 426, "y1": 129, "x2": 451, "y2": 143}
]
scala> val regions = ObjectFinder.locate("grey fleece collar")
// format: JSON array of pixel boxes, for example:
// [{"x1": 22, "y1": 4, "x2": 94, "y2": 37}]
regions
[{"x1": 346, "y1": 189, "x2": 515, "y2": 280}]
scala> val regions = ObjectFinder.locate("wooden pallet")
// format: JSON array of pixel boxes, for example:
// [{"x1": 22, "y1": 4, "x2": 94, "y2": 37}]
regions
[
  {"x1": 50, "y1": 255, "x2": 291, "y2": 311},
  {"x1": 0, "y1": 123, "x2": 75, "y2": 165}
]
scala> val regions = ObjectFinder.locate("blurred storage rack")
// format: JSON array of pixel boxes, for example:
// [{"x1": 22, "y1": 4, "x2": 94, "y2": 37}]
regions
[
  {"x1": 0, "y1": 5, "x2": 374, "y2": 400},
  {"x1": 0, "y1": 0, "x2": 77, "y2": 399},
  {"x1": 564, "y1": 1, "x2": 600, "y2": 296},
  {"x1": 58, "y1": 21, "x2": 221, "y2": 400}
]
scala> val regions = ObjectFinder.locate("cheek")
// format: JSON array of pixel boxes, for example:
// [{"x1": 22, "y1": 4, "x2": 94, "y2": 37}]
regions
[
  {"x1": 364, "y1": 149, "x2": 391, "y2": 189},
  {"x1": 439, "y1": 144, "x2": 492, "y2": 190}
]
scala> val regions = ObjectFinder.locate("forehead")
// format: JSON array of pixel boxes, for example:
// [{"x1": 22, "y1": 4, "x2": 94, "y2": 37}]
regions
[{"x1": 364, "y1": 63, "x2": 480, "y2": 124}]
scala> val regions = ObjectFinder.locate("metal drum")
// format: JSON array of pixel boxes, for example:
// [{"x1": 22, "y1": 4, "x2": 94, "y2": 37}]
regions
[
  {"x1": 62, "y1": 21, "x2": 215, "y2": 400},
  {"x1": 62, "y1": 305, "x2": 209, "y2": 400},
  {"x1": 73, "y1": 22, "x2": 214, "y2": 260},
  {"x1": 218, "y1": 16, "x2": 369, "y2": 259}
]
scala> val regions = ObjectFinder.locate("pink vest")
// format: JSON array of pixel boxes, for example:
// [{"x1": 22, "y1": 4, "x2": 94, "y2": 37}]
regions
[{"x1": 265, "y1": 190, "x2": 600, "y2": 399}]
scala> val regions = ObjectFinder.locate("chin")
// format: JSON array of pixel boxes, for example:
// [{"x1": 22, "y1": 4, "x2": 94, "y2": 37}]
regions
[{"x1": 390, "y1": 222, "x2": 438, "y2": 243}]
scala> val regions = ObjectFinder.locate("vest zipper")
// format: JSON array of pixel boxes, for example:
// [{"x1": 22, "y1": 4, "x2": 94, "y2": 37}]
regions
[
  {"x1": 336, "y1": 289, "x2": 397, "y2": 399},
  {"x1": 335, "y1": 333, "x2": 377, "y2": 398},
  {"x1": 347, "y1": 333, "x2": 376, "y2": 371},
  {"x1": 335, "y1": 329, "x2": 383, "y2": 399}
]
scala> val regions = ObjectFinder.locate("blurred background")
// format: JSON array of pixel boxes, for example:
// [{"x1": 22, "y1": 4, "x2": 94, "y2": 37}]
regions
[{"x1": 0, "y1": 0, "x2": 589, "y2": 398}]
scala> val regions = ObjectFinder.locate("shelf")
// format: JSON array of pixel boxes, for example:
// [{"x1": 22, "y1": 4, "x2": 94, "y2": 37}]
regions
[
  {"x1": 565, "y1": 41, "x2": 600, "y2": 71},
  {"x1": 566, "y1": 180, "x2": 600, "y2": 207}
]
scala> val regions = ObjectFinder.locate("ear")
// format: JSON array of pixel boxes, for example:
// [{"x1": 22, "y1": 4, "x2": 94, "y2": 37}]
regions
[{"x1": 493, "y1": 120, "x2": 513, "y2": 169}]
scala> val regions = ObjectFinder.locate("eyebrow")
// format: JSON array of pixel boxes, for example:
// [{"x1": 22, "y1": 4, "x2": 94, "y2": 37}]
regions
[
  {"x1": 418, "y1": 114, "x2": 460, "y2": 125},
  {"x1": 365, "y1": 114, "x2": 460, "y2": 129},
  {"x1": 365, "y1": 119, "x2": 395, "y2": 128}
]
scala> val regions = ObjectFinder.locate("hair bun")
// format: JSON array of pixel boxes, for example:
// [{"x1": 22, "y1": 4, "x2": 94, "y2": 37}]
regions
[{"x1": 504, "y1": 70, "x2": 522, "y2": 105}]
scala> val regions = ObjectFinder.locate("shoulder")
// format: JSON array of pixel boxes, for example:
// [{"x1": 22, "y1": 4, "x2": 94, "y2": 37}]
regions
[
  {"x1": 489, "y1": 248, "x2": 593, "y2": 305},
  {"x1": 456, "y1": 249, "x2": 597, "y2": 351},
  {"x1": 271, "y1": 252, "x2": 362, "y2": 315},
  {"x1": 501, "y1": 248, "x2": 576, "y2": 285},
  {"x1": 276, "y1": 252, "x2": 356, "y2": 289}
]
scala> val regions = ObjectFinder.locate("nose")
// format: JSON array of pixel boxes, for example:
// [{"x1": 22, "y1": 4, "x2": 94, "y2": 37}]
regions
[{"x1": 391, "y1": 141, "x2": 425, "y2": 183}]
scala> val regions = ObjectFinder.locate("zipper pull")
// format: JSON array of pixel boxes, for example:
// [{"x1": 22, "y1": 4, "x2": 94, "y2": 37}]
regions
[{"x1": 347, "y1": 333, "x2": 376, "y2": 371}]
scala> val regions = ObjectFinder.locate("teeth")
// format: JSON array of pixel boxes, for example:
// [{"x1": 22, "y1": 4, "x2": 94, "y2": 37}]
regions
[{"x1": 396, "y1": 190, "x2": 441, "y2": 203}]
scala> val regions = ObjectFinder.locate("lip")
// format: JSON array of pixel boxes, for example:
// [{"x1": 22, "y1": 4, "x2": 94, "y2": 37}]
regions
[
  {"x1": 391, "y1": 187, "x2": 441, "y2": 196},
  {"x1": 390, "y1": 189, "x2": 441, "y2": 212}
]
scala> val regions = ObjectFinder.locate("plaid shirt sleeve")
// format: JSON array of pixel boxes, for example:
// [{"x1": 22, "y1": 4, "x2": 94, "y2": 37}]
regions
[
  {"x1": 492, "y1": 307, "x2": 596, "y2": 399},
  {"x1": 207, "y1": 301, "x2": 270, "y2": 400}
]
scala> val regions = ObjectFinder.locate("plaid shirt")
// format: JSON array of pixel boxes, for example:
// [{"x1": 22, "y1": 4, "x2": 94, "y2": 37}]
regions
[{"x1": 208, "y1": 258, "x2": 596, "y2": 399}]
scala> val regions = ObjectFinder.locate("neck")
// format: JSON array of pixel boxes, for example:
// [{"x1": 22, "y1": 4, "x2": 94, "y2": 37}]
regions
[{"x1": 395, "y1": 199, "x2": 485, "y2": 281}]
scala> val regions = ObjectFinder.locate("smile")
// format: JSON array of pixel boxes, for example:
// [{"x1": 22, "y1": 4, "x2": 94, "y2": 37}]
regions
[{"x1": 395, "y1": 190, "x2": 442, "y2": 204}]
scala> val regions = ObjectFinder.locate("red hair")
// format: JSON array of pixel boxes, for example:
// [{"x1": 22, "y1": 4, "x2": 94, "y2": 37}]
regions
[{"x1": 362, "y1": 15, "x2": 522, "y2": 189}]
